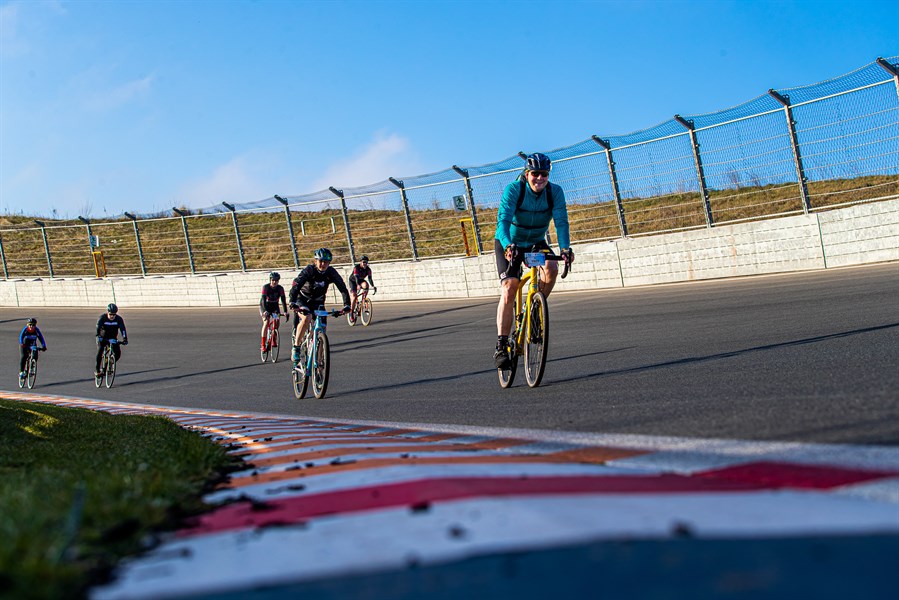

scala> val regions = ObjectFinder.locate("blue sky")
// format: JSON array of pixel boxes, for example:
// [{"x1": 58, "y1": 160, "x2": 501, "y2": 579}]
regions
[{"x1": 1, "y1": 0, "x2": 895, "y2": 219}]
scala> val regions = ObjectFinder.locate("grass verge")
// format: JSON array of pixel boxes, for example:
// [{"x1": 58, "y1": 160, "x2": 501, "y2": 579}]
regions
[{"x1": 0, "y1": 397, "x2": 241, "y2": 600}]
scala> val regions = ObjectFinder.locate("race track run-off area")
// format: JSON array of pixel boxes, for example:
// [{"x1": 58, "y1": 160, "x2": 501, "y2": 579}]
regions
[{"x1": 4, "y1": 392, "x2": 898, "y2": 600}]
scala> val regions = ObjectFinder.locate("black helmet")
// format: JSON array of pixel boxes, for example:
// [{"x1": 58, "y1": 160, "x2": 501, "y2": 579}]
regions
[
  {"x1": 313, "y1": 248, "x2": 333, "y2": 262},
  {"x1": 269, "y1": 271, "x2": 280, "y2": 280},
  {"x1": 525, "y1": 152, "x2": 552, "y2": 172},
  {"x1": 360, "y1": 255, "x2": 369, "y2": 262},
  {"x1": 106, "y1": 303, "x2": 118, "y2": 314},
  {"x1": 27, "y1": 317, "x2": 37, "y2": 326}
]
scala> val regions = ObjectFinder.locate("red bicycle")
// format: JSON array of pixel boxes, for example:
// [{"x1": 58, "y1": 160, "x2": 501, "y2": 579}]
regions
[
  {"x1": 347, "y1": 284, "x2": 375, "y2": 326},
  {"x1": 261, "y1": 311, "x2": 286, "y2": 363}
]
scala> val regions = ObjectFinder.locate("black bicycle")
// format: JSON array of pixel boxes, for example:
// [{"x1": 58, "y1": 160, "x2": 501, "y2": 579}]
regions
[
  {"x1": 95, "y1": 339, "x2": 122, "y2": 388},
  {"x1": 18, "y1": 345, "x2": 43, "y2": 389}
]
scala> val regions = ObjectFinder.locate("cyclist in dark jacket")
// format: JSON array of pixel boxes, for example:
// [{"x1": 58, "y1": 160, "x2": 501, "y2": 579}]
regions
[
  {"x1": 18, "y1": 317, "x2": 47, "y2": 379},
  {"x1": 289, "y1": 248, "x2": 351, "y2": 361},
  {"x1": 348, "y1": 255, "x2": 377, "y2": 315},
  {"x1": 260, "y1": 271, "x2": 289, "y2": 350},
  {"x1": 96, "y1": 303, "x2": 128, "y2": 376}
]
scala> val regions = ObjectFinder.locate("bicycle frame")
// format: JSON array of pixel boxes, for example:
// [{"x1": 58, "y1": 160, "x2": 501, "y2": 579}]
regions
[
  {"x1": 510, "y1": 252, "x2": 561, "y2": 355},
  {"x1": 302, "y1": 310, "x2": 330, "y2": 373}
]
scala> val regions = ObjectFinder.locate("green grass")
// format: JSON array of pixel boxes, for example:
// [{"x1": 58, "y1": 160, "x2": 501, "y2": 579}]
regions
[
  {"x1": 0, "y1": 398, "x2": 240, "y2": 600},
  {"x1": 0, "y1": 174, "x2": 896, "y2": 277}
]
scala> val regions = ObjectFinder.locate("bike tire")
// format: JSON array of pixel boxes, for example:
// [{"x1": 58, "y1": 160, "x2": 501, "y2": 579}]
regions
[
  {"x1": 95, "y1": 351, "x2": 105, "y2": 388},
  {"x1": 311, "y1": 331, "x2": 330, "y2": 399},
  {"x1": 361, "y1": 298, "x2": 373, "y2": 326},
  {"x1": 292, "y1": 366, "x2": 309, "y2": 399},
  {"x1": 347, "y1": 308, "x2": 357, "y2": 326},
  {"x1": 524, "y1": 292, "x2": 549, "y2": 388},
  {"x1": 498, "y1": 337, "x2": 519, "y2": 388},
  {"x1": 270, "y1": 328, "x2": 280, "y2": 363},
  {"x1": 105, "y1": 351, "x2": 117, "y2": 388},
  {"x1": 26, "y1": 355, "x2": 37, "y2": 389},
  {"x1": 260, "y1": 329, "x2": 269, "y2": 363}
]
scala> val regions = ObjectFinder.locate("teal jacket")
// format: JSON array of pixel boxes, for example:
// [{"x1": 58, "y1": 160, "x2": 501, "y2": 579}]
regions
[{"x1": 494, "y1": 179, "x2": 570, "y2": 249}]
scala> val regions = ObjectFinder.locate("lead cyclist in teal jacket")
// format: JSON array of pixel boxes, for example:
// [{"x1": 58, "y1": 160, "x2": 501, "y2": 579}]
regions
[{"x1": 493, "y1": 152, "x2": 573, "y2": 368}]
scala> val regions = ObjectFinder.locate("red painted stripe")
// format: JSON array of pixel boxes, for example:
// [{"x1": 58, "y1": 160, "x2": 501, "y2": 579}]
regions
[
  {"x1": 696, "y1": 461, "x2": 896, "y2": 489},
  {"x1": 179, "y1": 474, "x2": 765, "y2": 537}
]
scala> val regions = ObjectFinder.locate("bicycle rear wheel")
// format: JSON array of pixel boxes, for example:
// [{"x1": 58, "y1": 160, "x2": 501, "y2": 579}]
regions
[
  {"x1": 498, "y1": 336, "x2": 518, "y2": 388},
  {"x1": 524, "y1": 292, "x2": 549, "y2": 388},
  {"x1": 105, "y1": 351, "x2": 117, "y2": 388},
  {"x1": 361, "y1": 298, "x2": 373, "y2": 326},
  {"x1": 311, "y1": 331, "x2": 330, "y2": 399},
  {"x1": 95, "y1": 351, "x2": 105, "y2": 388},
  {"x1": 26, "y1": 355, "x2": 37, "y2": 389},
  {"x1": 270, "y1": 328, "x2": 280, "y2": 363}
]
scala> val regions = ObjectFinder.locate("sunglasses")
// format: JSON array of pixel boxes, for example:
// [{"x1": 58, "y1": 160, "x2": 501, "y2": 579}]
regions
[{"x1": 529, "y1": 170, "x2": 550, "y2": 178}]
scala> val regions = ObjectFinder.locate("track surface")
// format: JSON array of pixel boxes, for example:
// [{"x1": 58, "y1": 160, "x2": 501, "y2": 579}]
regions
[{"x1": 3, "y1": 263, "x2": 897, "y2": 445}]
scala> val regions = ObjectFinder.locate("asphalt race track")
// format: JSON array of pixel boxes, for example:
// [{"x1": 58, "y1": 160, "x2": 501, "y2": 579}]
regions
[{"x1": 3, "y1": 263, "x2": 898, "y2": 446}]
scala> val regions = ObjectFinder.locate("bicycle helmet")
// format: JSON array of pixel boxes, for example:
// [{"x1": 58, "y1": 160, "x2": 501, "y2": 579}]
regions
[
  {"x1": 360, "y1": 255, "x2": 369, "y2": 262},
  {"x1": 106, "y1": 303, "x2": 118, "y2": 314},
  {"x1": 525, "y1": 152, "x2": 552, "y2": 172},
  {"x1": 27, "y1": 317, "x2": 37, "y2": 326},
  {"x1": 269, "y1": 271, "x2": 281, "y2": 280},
  {"x1": 313, "y1": 248, "x2": 333, "y2": 262}
]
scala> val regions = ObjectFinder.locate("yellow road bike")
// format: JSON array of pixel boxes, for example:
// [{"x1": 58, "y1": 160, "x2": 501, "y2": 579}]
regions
[{"x1": 498, "y1": 250, "x2": 570, "y2": 388}]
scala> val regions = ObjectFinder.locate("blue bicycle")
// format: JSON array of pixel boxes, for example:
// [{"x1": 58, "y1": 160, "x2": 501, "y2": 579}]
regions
[{"x1": 292, "y1": 308, "x2": 343, "y2": 399}]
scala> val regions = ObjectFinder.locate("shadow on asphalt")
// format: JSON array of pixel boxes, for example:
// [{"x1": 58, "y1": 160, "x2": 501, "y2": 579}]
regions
[{"x1": 551, "y1": 322, "x2": 899, "y2": 385}]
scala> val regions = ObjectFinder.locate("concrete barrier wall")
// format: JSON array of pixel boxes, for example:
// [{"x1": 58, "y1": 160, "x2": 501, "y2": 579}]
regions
[{"x1": 2, "y1": 199, "x2": 896, "y2": 308}]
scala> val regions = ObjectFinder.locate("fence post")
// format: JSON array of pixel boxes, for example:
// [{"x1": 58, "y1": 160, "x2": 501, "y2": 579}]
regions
[
  {"x1": 592, "y1": 136, "x2": 629, "y2": 237},
  {"x1": 77, "y1": 216, "x2": 94, "y2": 269},
  {"x1": 674, "y1": 115, "x2": 714, "y2": 227},
  {"x1": 222, "y1": 202, "x2": 247, "y2": 272},
  {"x1": 389, "y1": 177, "x2": 419, "y2": 260},
  {"x1": 451, "y1": 166, "x2": 483, "y2": 254},
  {"x1": 768, "y1": 90, "x2": 811, "y2": 214},
  {"x1": 123, "y1": 212, "x2": 147, "y2": 276},
  {"x1": 33, "y1": 220, "x2": 54, "y2": 278},
  {"x1": 274, "y1": 195, "x2": 300, "y2": 270},
  {"x1": 329, "y1": 187, "x2": 356, "y2": 264},
  {"x1": 0, "y1": 234, "x2": 8, "y2": 279},
  {"x1": 876, "y1": 57, "x2": 899, "y2": 102},
  {"x1": 172, "y1": 208, "x2": 196, "y2": 274}
]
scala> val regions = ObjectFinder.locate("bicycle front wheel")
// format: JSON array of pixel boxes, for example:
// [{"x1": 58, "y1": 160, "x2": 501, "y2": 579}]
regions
[
  {"x1": 361, "y1": 298, "x2": 373, "y2": 326},
  {"x1": 346, "y1": 307, "x2": 357, "y2": 326},
  {"x1": 524, "y1": 292, "x2": 549, "y2": 388},
  {"x1": 260, "y1": 330, "x2": 269, "y2": 363},
  {"x1": 311, "y1": 331, "x2": 330, "y2": 399},
  {"x1": 26, "y1": 355, "x2": 37, "y2": 389},
  {"x1": 270, "y1": 328, "x2": 280, "y2": 363},
  {"x1": 105, "y1": 351, "x2": 117, "y2": 388}
]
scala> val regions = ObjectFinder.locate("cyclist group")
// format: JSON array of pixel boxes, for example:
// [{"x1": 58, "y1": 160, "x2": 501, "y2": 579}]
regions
[{"x1": 14, "y1": 153, "x2": 571, "y2": 386}]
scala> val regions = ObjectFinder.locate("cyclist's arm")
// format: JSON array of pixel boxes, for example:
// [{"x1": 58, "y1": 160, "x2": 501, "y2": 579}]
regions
[
  {"x1": 118, "y1": 317, "x2": 128, "y2": 341},
  {"x1": 19, "y1": 327, "x2": 26, "y2": 346},
  {"x1": 279, "y1": 287, "x2": 288, "y2": 313},
  {"x1": 550, "y1": 183, "x2": 570, "y2": 251},
  {"x1": 289, "y1": 272, "x2": 309, "y2": 305},
  {"x1": 495, "y1": 181, "x2": 519, "y2": 249},
  {"x1": 96, "y1": 316, "x2": 105, "y2": 337},
  {"x1": 37, "y1": 330, "x2": 47, "y2": 349},
  {"x1": 331, "y1": 271, "x2": 352, "y2": 308}
]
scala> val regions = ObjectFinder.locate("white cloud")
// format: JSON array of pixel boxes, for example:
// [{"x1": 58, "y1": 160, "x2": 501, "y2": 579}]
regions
[{"x1": 311, "y1": 131, "x2": 423, "y2": 191}]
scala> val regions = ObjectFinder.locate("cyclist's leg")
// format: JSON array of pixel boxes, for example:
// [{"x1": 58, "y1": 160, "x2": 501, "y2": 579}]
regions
[
  {"x1": 113, "y1": 342, "x2": 122, "y2": 363},
  {"x1": 495, "y1": 239, "x2": 521, "y2": 338},
  {"x1": 260, "y1": 310, "x2": 269, "y2": 342},
  {"x1": 530, "y1": 241, "x2": 559, "y2": 296},
  {"x1": 19, "y1": 346, "x2": 29, "y2": 374},
  {"x1": 349, "y1": 277, "x2": 359, "y2": 312},
  {"x1": 95, "y1": 340, "x2": 107, "y2": 373}
]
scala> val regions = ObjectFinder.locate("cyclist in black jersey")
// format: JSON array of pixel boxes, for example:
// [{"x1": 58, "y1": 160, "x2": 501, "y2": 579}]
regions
[
  {"x1": 289, "y1": 248, "x2": 351, "y2": 361},
  {"x1": 348, "y1": 255, "x2": 377, "y2": 316},
  {"x1": 95, "y1": 303, "x2": 128, "y2": 377},
  {"x1": 260, "y1": 271, "x2": 289, "y2": 350}
]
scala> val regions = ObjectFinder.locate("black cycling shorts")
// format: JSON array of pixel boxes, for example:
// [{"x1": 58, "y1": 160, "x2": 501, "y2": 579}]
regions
[{"x1": 494, "y1": 239, "x2": 552, "y2": 281}]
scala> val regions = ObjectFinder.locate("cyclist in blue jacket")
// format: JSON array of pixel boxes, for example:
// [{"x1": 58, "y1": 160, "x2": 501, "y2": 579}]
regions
[
  {"x1": 493, "y1": 152, "x2": 574, "y2": 368},
  {"x1": 18, "y1": 317, "x2": 47, "y2": 380}
]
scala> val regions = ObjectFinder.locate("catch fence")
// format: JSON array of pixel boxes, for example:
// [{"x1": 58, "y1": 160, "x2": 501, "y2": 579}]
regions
[{"x1": 1, "y1": 56, "x2": 897, "y2": 279}]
